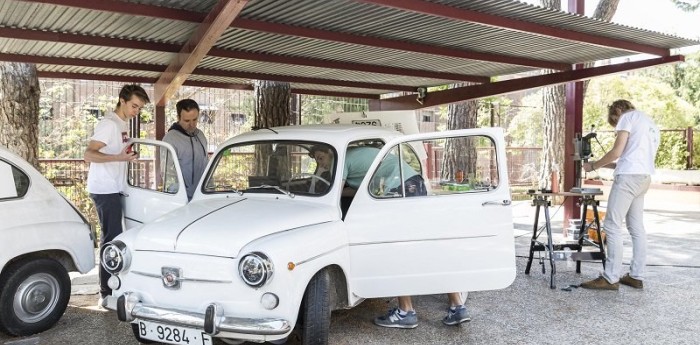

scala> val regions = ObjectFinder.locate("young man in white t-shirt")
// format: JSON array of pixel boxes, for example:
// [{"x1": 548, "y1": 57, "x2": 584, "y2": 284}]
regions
[
  {"x1": 84, "y1": 84, "x2": 150, "y2": 306},
  {"x1": 580, "y1": 99, "x2": 660, "y2": 291}
]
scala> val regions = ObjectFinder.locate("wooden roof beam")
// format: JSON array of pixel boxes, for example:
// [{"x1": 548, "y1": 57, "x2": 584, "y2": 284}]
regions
[
  {"x1": 372, "y1": 55, "x2": 684, "y2": 110},
  {"x1": 153, "y1": 0, "x2": 248, "y2": 105},
  {"x1": 22, "y1": 0, "x2": 568, "y2": 71},
  {"x1": 357, "y1": 0, "x2": 671, "y2": 57},
  {"x1": 0, "y1": 53, "x2": 414, "y2": 92},
  {"x1": 0, "y1": 27, "x2": 482, "y2": 83},
  {"x1": 231, "y1": 18, "x2": 570, "y2": 71},
  {"x1": 36, "y1": 72, "x2": 380, "y2": 99}
]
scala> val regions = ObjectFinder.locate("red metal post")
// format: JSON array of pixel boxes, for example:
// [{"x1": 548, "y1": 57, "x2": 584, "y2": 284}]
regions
[
  {"x1": 564, "y1": 0, "x2": 585, "y2": 224},
  {"x1": 688, "y1": 127, "x2": 694, "y2": 169}
]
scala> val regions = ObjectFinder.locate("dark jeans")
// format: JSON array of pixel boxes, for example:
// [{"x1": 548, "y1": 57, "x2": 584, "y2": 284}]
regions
[{"x1": 90, "y1": 193, "x2": 124, "y2": 298}]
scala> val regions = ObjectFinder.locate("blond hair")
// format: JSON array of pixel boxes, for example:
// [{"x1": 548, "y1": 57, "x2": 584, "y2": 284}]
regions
[{"x1": 607, "y1": 99, "x2": 635, "y2": 126}]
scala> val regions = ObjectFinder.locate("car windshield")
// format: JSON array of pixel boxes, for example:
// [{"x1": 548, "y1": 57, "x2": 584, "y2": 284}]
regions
[{"x1": 203, "y1": 141, "x2": 336, "y2": 197}]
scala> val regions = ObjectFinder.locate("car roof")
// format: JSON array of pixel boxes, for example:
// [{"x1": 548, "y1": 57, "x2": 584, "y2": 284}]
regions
[{"x1": 219, "y1": 124, "x2": 403, "y2": 149}]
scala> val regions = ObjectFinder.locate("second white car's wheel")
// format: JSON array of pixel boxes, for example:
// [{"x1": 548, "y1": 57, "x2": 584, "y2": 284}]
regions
[
  {"x1": 300, "y1": 268, "x2": 331, "y2": 345},
  {"x1": 0, "y1": 258, "x2": 71, "y2": 336}
]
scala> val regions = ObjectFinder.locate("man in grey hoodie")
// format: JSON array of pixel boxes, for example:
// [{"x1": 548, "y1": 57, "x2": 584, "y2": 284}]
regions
[{"x1": 163, "y1": 99, "x2": 209, "y2": 201}]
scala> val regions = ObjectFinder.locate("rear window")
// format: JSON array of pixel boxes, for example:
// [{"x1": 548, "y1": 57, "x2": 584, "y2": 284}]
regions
[{"x1": 0, "y1": 159, "x2": 30, "y2": 200}]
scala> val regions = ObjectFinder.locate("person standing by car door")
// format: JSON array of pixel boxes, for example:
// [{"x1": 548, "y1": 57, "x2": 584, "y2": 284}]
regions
[
  {"x1": 84, "y1": 84, "x2": 149, "y2": 307},
  {"x1": 162, "y1": 99, "x2": 209, "y2": 201}
]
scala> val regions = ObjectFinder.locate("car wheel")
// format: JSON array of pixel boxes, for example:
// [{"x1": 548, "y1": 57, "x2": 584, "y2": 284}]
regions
[
  {"x1": 0, "y1": 258, "x2": 71, "y2": 336},
  {"x1": 299, "y1": 268, "x2": 331, "y2": 345},
  {"x1": 130, "y1": 323, "x2": 156, "y2": 344}
]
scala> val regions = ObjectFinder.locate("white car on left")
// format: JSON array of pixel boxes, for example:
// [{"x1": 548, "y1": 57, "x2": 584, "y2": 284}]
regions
[{"x1": 0, "y1": 147, "x2": 96, "y2": 336}]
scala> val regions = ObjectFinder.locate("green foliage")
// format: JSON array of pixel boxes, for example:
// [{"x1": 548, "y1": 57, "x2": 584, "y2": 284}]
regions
[
  {"x1": 583, "y1": 75, "x2": 696, "y2": 169},
  {"x1": 300, "y1": 96, "x2": 368, "y2": 124},
  {"x1": 505, "y1": 90, "x2": 544, "y2": 147},
  {"x1": 584, "y1": 75, "x2": 696, "y2": 130},
  {"x1": 639, "y1": 52, "x2": 700, "y2": 116},
  {"x1": 671, "y1": 0, "x2": 700, "y2": 12}
]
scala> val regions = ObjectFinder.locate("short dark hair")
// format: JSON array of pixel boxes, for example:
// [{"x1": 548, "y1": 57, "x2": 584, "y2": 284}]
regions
[
  {"x1": 308, "y1": 144, "x2": 330, "y2": 158},
  {"x1": 176, "y1": 99, "x2": 200, "y2": 119},
  {"x1": 117, "y1": 84, "x2": 150, "y2": 107}
]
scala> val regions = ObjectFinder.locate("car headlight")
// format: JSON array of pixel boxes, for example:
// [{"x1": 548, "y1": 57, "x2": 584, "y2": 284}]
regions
[
  {"x1": 238, "y1": 252, "x2": 274, "y2": 287},
  {"x1": 101, "y1": 240, "x2": 131, "y2": 274}
]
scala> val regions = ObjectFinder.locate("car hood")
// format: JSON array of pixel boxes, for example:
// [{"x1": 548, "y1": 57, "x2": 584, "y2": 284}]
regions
[{"x1": 132, "y1": 197, "x2": 337, "y2": 257}]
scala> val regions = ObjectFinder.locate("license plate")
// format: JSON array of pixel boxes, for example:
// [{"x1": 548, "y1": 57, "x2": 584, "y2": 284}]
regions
[{"x1": 136, "y1": 320, "x2": 213, "y2": 345}]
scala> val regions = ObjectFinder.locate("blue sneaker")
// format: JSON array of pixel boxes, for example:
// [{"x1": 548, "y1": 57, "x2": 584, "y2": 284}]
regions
[
  {"x1": 442, "y1": 305, "x2": 471, "y2": 326},
  {"x1": 374, "y1": 308, "x2": 418, "y2": 329}
]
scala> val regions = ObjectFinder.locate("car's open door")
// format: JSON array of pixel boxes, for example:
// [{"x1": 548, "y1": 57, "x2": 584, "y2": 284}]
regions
[
  {"x1": 345, "y1": 128, "x2": 516, "y2": 298},
  {"x1": 121, "y1": 139, "x2": 188, "y2": 229}
]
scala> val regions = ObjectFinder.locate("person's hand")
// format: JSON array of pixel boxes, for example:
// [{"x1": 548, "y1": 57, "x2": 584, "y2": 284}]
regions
[
  {"x1": 121, "y1": 146, "x2": 139, "y2": 161},
  {"x1": 582, "y1": 161, "x2": 594, "y2": 172}
]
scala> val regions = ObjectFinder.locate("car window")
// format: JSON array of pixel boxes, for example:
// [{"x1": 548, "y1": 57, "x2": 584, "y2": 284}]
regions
[
  {"x1": 0, "y1": 159, "x2": 30, "y2": 199},
  {"x1": 369, "y1": 135, "x2": 499, "y2": 198},
  {"x1": 203, "y1": 141, "x2": 336, "y2": 196},
  {"x1": 127, "y1": 143, "x2": 180, "y2": 194},
  {"x1": 369, "y1": 144, "x2": 426, "y2": 198}
]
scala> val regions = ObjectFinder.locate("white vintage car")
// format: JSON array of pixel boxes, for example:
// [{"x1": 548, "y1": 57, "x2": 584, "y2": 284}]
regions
[
  {"x1": 0, "y1": 147, "x2": 95, "y2": 336},
  {"x1": 103, "y1": 125, "x2": 516, "y2": 345}
]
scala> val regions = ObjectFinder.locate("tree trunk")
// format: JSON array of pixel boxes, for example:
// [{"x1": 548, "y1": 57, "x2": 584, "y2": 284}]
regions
[
  {"x1": 441, "y1": 83, "x2": 478, "y2": 181},
  {"x1": 253, "y1": 80, "x2": 292, "y2": 175},
  {"x1": 583, "y1": 0, "x2": 620, "y2": 94},
  {"x1": 537, "y1": 0, "x2": 618, "y2": 189},
  {"x1": 0, "y1": 62, "x2": 40, "y2": 168}
]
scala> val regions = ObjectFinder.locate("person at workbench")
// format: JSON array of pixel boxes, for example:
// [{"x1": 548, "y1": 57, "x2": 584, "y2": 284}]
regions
[{"x1": 580, "y1": 99, "x2": 659, "y2": 291}]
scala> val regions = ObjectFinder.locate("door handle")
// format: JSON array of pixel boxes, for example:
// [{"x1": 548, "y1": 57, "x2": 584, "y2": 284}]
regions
[{"x1": 482, "y1": 200, "x2": 511, "y2": 206}]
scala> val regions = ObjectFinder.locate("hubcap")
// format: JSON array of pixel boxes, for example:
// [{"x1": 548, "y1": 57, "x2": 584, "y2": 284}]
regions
[{"x1": 13, "y1": 273, "x2": 60, "y2": 323}]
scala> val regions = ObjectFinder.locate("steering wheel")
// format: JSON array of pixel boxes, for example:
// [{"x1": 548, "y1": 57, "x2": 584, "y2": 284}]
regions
[{"x1": 288, "y1": 173, "x2": 331, "y2": 193}]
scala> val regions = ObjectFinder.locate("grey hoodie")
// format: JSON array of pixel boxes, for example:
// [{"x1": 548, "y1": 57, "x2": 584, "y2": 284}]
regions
[{"x1": 162, "y1": 123, "x2": 208, "y2": 200}]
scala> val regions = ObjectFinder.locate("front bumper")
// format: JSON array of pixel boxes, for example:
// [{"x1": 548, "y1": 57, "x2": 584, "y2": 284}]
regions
[{"x1": 107, "y1": 293, "x2": 291, "y2": 336}]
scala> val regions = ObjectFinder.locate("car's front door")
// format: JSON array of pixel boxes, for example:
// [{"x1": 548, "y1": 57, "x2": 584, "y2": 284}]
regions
[
  {"x1": 345, "y1": 128, "x2": 516, "y2": 298},
  {"x1": 121, "y1": 139, "x2": 188, "y2": 229}
]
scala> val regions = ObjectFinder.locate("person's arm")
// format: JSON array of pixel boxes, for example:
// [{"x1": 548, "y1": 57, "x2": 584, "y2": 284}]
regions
[
  {"x1": 84, "y1": 140, "x2": 137, "y2": 163},
  {"x1": 583, "y1": 131, "x2": 628, "y2": 172}
]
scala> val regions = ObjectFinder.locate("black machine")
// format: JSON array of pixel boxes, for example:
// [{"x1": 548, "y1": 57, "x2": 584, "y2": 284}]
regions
[{"x1": 572, "y1": 126, "x2": 597, "y2": 188}]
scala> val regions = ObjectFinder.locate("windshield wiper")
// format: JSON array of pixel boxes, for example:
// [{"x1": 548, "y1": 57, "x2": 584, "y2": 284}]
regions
[{"x1": 244, "y1": 185, "x2": 295, "y2": 198}]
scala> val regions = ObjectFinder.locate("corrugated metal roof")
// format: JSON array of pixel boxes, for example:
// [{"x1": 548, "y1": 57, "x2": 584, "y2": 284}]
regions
[{"x1": 0, "y1": 0, "x2": 697, "y2": 98}]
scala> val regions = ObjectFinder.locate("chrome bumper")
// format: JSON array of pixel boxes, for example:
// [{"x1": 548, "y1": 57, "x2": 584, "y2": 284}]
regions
[{"x1": 108, "y1": 293, "x2": 291, "y2": 336}]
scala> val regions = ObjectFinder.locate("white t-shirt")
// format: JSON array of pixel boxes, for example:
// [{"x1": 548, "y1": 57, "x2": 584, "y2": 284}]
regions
[
  {"x1": 614, "y1": 110, "x2": 660, "y2": 175},
  {"x1": 86, "y1": 112, "x2": 129, "y2": 194}
]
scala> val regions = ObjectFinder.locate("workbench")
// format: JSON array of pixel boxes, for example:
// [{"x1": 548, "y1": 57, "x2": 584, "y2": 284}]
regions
[{"x1": 524, "y1": 189, "x2": 607, "y2": 289}]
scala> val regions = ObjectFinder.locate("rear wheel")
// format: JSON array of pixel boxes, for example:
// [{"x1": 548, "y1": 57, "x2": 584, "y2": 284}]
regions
[
  {"x1": 299, "y1": 269, "x2": 331, "y2": 345},
  {"x1": 0, "y1": 258, "x2": 70, "y2": 336}
]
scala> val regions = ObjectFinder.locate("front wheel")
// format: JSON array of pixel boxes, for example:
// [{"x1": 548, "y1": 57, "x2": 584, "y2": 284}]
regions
[
  {"x1": 0, "y1": 258, "x2": 71, "y2": 336},
  {"x1": 299, "y1": 269, "x2": 331, "y2": 345}
]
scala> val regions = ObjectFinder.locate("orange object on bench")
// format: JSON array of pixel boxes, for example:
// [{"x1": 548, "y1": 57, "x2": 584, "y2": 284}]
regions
[{"x1": 586, "y1": 209, "x2": 606, "y2": 244}]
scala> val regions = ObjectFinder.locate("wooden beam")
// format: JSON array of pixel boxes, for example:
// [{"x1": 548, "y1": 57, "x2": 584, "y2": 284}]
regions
[
  {"x1": 231, "y1": 18, "x2": 570, "y2": 71},
  {"x1": 153, "y1": 0, "x2": 249, "y2": 105},
  {"x1": 0, "y1": 27, "x2": 481, "y2": 83},
  {"x1": 22, "y1": 0, "x2": 569, "y2": 70},
  {"x1": 35, "y1": 72, "x2": 380, "y2": 99},
  {"x1": 0, "y1": 53, "x2": 415, "y2": 92},
  {"x1": 373, "y1": 56, "x2": 685, "y2": 110},
  {"x1": 356, "y1": 0, "x2": 671, "y2": 57}
]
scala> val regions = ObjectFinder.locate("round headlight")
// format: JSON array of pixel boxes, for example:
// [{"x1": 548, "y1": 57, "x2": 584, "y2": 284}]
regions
[
  {"x1": 101, "y1": 240, "x2": 131, "y2": 274},
  {"x1": 238, "y1": 252, "x2": 274, "y2": 287}
]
